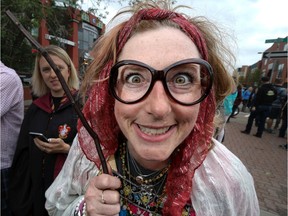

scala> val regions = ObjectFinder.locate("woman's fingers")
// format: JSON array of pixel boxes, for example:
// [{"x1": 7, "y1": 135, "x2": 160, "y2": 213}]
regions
[{"x1": 85, "y1": 174, "x2": 122, "y2": 215}]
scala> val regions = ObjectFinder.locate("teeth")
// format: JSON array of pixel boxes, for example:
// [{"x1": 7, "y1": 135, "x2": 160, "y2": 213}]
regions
[{"x1": 138, "y1": 125, "x2": 170, "y2": 135}]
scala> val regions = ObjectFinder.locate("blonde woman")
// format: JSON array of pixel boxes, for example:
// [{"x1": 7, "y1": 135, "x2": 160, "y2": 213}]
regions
[{"x1": 8, "y1": 45, "x2": 80, "y2": 216}]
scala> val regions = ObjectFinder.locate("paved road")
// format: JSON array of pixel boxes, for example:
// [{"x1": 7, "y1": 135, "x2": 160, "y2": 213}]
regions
[{"x1": 223, "y1": 112, "x2": 287, "y2": 216}]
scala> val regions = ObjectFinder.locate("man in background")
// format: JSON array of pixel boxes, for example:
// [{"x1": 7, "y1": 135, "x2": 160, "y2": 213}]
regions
[
  {"x1": 1, "y1": 61, "x2": 24, "y2": 215},
  {"x1": 266, "y1": 78, "x2": 286, "y2": 133},
  {"x1": 241, "y1": 76, "x2": 277, "y2": 138}
]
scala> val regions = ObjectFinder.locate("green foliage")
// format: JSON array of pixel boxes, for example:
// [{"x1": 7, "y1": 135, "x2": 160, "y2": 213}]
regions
[
  {"x1": 251, "y1": 68, "x2": 262, "y2": 87},
  {"x1": 238, "y1": 76, "x2": 245, "y2": 85},
  {"x1": 1, "y1": 0, "x2": 178, "y2": 74},
  {"x1": 1, "y1": 0, "x2": 77, "y2": 73},
  {"x1": 246, "y1": 68, "x2": 262, "y2": 87},
  {"x1": 1, "y1": 0, "x2": 45, "y2": 73}
]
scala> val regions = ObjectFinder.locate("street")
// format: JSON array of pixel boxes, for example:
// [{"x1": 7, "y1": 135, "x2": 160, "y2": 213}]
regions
[{"x1": 223, "y1": 112, "x2": 287, "y2": 216}]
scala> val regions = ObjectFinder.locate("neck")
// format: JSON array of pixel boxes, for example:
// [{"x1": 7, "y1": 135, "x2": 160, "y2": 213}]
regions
[
  {"x1": 51, "y1": 90, "x2": 64, "y2": 97},
  {"x1": 127, "y1": 144, "x2": 170, "y2": 171}
]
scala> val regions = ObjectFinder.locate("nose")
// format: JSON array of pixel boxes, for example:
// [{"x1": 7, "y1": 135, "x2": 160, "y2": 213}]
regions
[
  {"x1": 50, "y1": 69, "x2": 57, "y2": 78},
  {"x1": 145, "y1": 81, "x2": 172, "y2": 118}
]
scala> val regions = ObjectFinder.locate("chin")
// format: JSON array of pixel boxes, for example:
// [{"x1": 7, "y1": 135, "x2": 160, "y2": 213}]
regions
[{"x1": 142, "y1": 150, "x2": 171, "y2": 162}]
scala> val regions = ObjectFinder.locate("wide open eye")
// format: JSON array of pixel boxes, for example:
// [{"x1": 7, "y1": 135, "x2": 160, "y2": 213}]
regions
[
  {"x1": 120, "y1": 65, "x2": 151, "y2": 88},
  {"x1": 166, "y1": 63, "x2": 201, "y2": 91},
  {"x1": 125, "y1": 73, "x2": 144, "y2": 85},
  {"x1": 173, "y1": 73, "x2": 193, "y2": 86},
  {"x1": 113, "y1": 64, "x2": 152, "y2": 103}
]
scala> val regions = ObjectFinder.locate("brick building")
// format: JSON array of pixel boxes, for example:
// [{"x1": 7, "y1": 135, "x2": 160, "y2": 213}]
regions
[
  {"x1": 37, "y1": 0, "x2": 105, "y2": 73},
  {"x1": 23, "y1": 1, "x2": 105, "y2": 104},
  {"x1": 259, "y1": 37, "x2": 288, "y2": 83},
  {"x1": 238, "y1": 37, "x2": 287, "y2": 87}
]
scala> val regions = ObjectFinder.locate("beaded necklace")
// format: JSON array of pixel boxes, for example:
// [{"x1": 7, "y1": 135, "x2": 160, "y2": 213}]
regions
[
  {"x1": 116, "y1": 142, "x2": 195, "y2": 215},
  {"x1": 123, "y1": 143, "x2": 170, "y2": 185},
  {"x1": 119, "y1": 142, "x2": 168, "y2": 215}
]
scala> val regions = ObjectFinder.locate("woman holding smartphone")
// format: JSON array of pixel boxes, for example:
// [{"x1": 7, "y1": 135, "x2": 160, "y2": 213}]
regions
[{"x1": 8, "y1": 45, "x2": 80, "y2": 216}]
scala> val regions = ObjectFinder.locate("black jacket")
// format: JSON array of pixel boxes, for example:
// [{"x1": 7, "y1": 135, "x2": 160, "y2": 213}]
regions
[
  {"x1": 254, "y1": 83, "x2": 277, "y2": 107},
  {"x1": 8, "y1": 92, "x2": 80, "y2": 216}
]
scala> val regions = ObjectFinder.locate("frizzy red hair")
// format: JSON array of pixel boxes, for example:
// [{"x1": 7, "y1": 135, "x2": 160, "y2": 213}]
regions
[{"x1": 78, "y1": 2, "x2": 234, "y2": 215}]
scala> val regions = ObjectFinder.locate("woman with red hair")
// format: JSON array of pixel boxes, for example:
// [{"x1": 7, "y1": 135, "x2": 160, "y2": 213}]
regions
[{"x1": 45, "y1": 1, "x2": 259, "y2": 215}]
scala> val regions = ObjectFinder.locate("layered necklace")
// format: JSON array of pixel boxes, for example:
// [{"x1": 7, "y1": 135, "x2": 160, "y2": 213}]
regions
[
  {"x1": 119, "y1": 142, "x2": 170, "y2": 215},
  {"x1": 117, "y1": 142, "x2": 195, "y2": 216}
]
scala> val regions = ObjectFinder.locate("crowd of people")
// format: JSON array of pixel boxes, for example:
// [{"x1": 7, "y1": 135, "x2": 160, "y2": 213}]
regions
[{"x1": 1, "y1": 1, "x2": 286, "y2": 216}]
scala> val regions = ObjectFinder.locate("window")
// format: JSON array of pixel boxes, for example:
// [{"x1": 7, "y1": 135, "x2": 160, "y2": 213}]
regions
[
  {"x1": 78, "y1": 23, "x2": 99, "y2": 52},
  {"x1": 277, "y1": 64, "x2": 284, "y2": 78},
  {"x1": 284, "y1": 43, "x2": 288, "y2": 51}
]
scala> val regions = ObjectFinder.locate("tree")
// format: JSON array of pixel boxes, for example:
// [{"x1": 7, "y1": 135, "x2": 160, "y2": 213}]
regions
[
  {"x1": 1, "y1": 0, "x2": 89, "y2": 73},
  {"x1": 238, "y1": 76, "x2": 245, "y2": 86},
  {"x1": 251, "y1": 68, "x2": 262, "y2": 87},
  {"x1": 1, "y1": 0, "x2": 121, "y2": 73},
  {"x1": 246, "y1": 68, "x2": 261, "y2": 87},
  {"x1": 1, "y1": 0, "x2": 177, "y2": 73},
  {"x1": 1, "y1": 0, "x2": 46, "y2": 73}
]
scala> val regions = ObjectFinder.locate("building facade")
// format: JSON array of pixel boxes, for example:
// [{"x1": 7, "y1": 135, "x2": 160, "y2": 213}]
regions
[
  {"x1": 238, "y1": 37, "x2": 287, "y2": 87},
  {"x1": 23, "y1": 2, "x2": 105, "y2": 104},
  {"x1": 259, "y1": 38, "x2": 288, "y2": 83},
  {"x1": 37, "y1": 2, "x2": 104, "y2": 73}
]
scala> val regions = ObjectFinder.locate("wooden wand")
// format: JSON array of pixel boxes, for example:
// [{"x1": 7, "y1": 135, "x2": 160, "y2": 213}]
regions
[{"x1": 5, "y1": 10, "x2": 109, "y2": 174}]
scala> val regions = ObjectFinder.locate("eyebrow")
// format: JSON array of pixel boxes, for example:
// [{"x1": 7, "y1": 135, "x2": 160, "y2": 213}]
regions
[{"x1": 41, "y1": 66, "x2": 51, "y2": 70}]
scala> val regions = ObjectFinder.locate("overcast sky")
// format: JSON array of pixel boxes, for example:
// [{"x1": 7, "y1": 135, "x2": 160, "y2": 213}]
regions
[{"x1": 82, "y1": 0, "x2": 288, "y2": 68}]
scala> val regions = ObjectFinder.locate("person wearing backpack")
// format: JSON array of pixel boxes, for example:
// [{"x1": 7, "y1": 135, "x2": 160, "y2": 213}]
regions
[{"x1": 241, "y1": 76, "x2": 277, "y2": 138}]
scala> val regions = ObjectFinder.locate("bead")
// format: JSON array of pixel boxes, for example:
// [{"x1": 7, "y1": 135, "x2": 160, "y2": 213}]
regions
[{"x1": 136, "y1": 175, "x2": 144, "y2": 184}]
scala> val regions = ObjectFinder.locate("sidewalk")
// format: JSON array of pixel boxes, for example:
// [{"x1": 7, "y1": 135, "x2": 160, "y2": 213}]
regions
[{"x1": 223, "y1": 112, "x2": 287, "y2": 216}]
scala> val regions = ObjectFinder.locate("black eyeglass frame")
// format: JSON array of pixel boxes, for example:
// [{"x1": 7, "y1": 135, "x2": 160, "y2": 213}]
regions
[{"x1": 109, "y1": 58, "x2": 214, "y2": 106}]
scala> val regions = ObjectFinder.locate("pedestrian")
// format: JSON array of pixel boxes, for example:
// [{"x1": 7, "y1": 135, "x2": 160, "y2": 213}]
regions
[
  {"x1": 266, "y1": 78, "x2": 286, "y2": 133},
  {"x1": 8, "y1": 45, "x2": 80, "y2": 216},
  {"x1": 0, "y1": 61, "x2": 24, "y2": 216},
  {"x1": 247, "y1": 86, "x2": 257, "y2": 110},
  {"x1": 241, "y1": 86, "x2": 253, "y2": 112},
  {"x1": 227, "y1": 83, "x2": 243, "y2": 122},
  {"x1": 45, "y1": 1, "x2": 259, "y2": 215},
  {"x1": 216, "y1": 82, "x2": 238, "y2": 142},
  {"x1": 241, "y1": 76, "x2": 277, "y2": 138}
]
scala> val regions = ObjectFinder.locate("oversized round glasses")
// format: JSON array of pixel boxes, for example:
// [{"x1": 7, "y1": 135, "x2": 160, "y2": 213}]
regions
[{"x1": 109, "y1": 58, "x2": 214, "y2": 106}]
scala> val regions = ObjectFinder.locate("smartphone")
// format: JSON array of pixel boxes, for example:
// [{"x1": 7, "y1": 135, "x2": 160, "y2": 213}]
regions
[{"x1": 29, "y1": 132, "x2": 49, "y2": 142}]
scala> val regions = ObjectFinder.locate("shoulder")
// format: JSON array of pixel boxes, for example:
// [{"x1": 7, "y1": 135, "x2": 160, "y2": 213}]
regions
[
  {"x1": 0, "y1": 71, "x2": 23, "y2": 95},
  {"x1": 196, "y1": 140, "x2": 252, "y2": 183},
  {"x1": 278, "y1": 87, "x2": 287, "y2": 95},
  {"x1": 1, "y1": 64, "x2": 22, "y2": 84},
  {"x1": 25, "y1": 103, "x2": 38, "y2": 114},
  {"x1": 191, "y1": 139, "x2": 259, "y2": 215}
]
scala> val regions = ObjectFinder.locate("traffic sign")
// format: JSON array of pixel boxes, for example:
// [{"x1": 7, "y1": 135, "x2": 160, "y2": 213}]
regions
[
  {"x1": 265, "y1": 37, "x2": 288, "y2": 43},
  {"x1": 262, "y1": 51, "x2": 288, "y2": 58}
]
